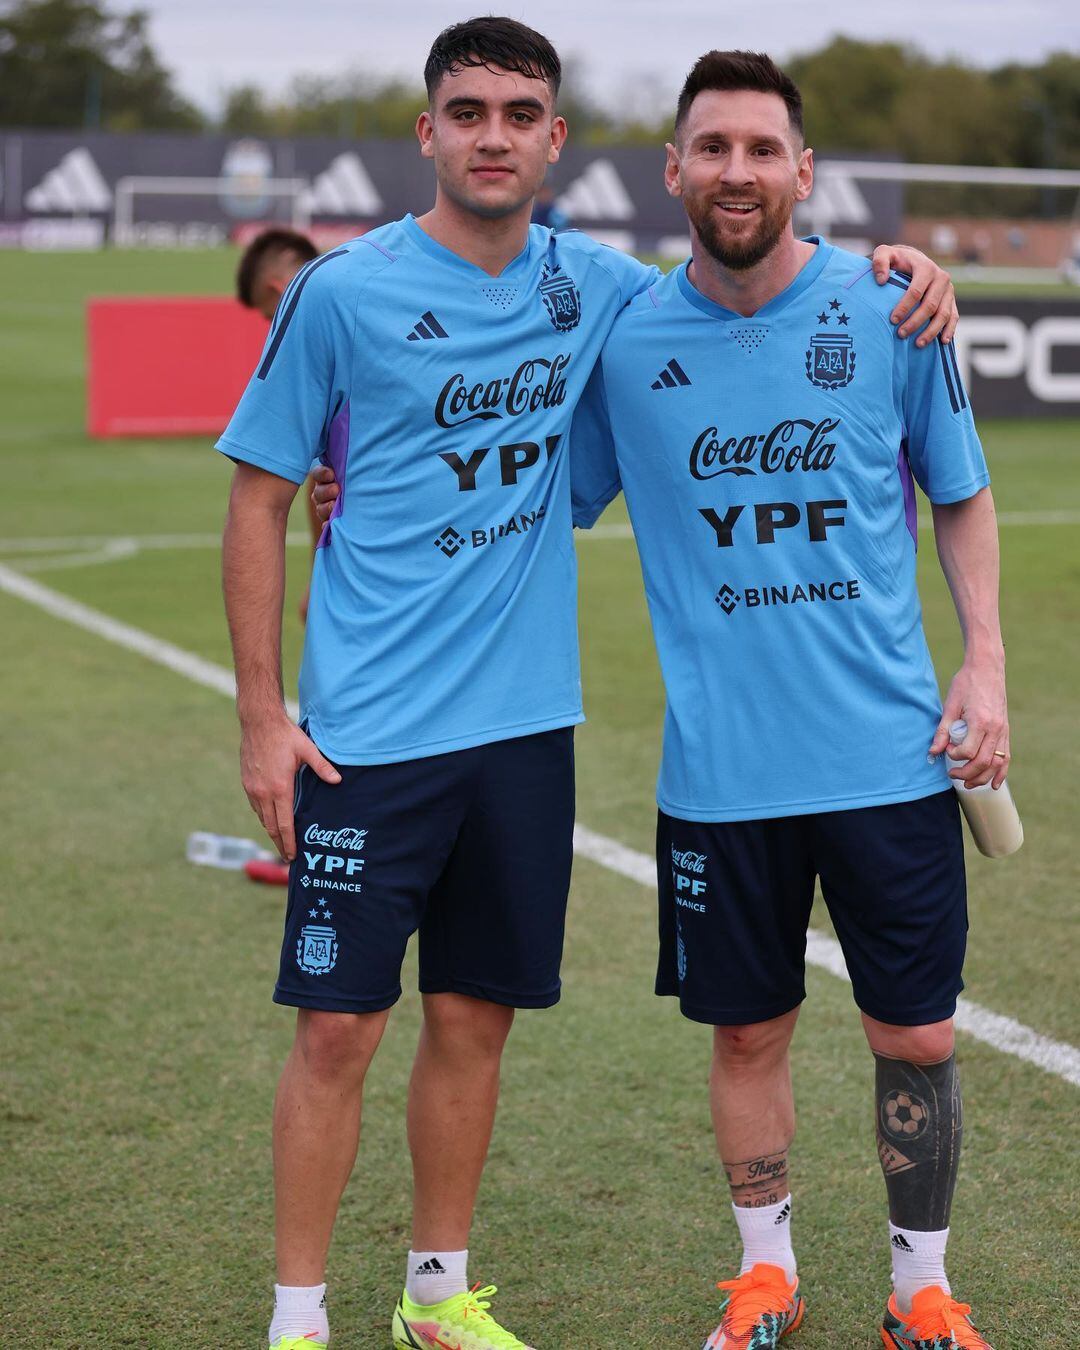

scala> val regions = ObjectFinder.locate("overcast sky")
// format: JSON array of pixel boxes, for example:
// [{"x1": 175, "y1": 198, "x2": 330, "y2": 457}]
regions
[{"x1": 145, "y1": 0, "x2": 1080, "y2": 117}]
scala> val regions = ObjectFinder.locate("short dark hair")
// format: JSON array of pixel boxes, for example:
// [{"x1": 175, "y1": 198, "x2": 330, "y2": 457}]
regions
[
  {"x1": 236, "y1": 228, "x2": 318, "y2": 308},
  {"x1": 424, "y1": 16, "x2": 561, "y2": 101},
  {"x1": 675, "y1": 50, "x2": 803, "y2": 141}
]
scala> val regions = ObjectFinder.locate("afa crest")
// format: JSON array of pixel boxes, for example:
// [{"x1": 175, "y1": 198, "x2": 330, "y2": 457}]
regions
[
  {"x1": 539, "y1": 263, "x2": 581, "y2": 333},
  {"x1": 297, "y1": 924, "x2": 339, "y2": 976},
  {"x1": 806, "y1": 332, "x2": 855, "y2": 389},
  {"x1": 806, "y1": 300, "x2": 855, "y2": 389}
]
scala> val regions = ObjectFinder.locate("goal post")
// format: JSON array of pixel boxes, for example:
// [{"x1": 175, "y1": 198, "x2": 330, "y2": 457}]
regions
[
  {"x1": 112, "y1": 176, "x2": 311, "y2": 246},
  {"x1": 801, "y1": 161, "x2": 1080, "y2": 282}
]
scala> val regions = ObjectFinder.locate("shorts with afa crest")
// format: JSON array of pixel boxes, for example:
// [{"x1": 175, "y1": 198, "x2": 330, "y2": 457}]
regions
[
  {"x1": 655, "y1": 789, "x2": 968, "y2": 1028},
  {"x1": 275, "y1": 728, "x2": 576, "y2": 1013}
]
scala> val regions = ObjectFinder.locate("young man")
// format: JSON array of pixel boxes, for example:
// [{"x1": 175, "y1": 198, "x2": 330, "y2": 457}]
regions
[
  {"x1": 571, "y1": 51, "x2": 1004, "y2": 1350},
  {"x1": 222, "y1": 20, "x2": 956, "y2": 1349},
  {"x1": 220, "y1": 21, "x2": 652, "y2": 1349}
]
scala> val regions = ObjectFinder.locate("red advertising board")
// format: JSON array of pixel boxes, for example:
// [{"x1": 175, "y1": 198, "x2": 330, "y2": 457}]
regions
[{"x1": 87, "y1": 297, "x2": 267, "y2": 437}]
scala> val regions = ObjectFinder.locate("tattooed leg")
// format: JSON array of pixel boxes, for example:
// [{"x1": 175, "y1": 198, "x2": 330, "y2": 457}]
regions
[
  {"x1": 710, "y1": 1012, "x2": 799, "y2": 1200},
  {"x1": 873, "y1": 1049, "x2": 963, "y2": 1231},
  {"x1": 724, "y1": 1150, "x2": 790, "y2": 1208},
  {"x1": 711, "y1": 1011, "x2": 800, "y2": 1279}
]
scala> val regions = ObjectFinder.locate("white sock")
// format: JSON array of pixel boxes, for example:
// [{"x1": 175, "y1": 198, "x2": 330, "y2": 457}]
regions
[
  {"x1": 889, "y1": 1223, "x2": 950, "y2": 1312},
  {"x1": 732, "y1": 1195, "x2": 796, "y2": 1283},
  {"x1": 268, "y1": 1283, "x2": 329, "y2": 1346},
  {"x1": 406, "y1": 1249, "x2": 469, "y2": 1305}
]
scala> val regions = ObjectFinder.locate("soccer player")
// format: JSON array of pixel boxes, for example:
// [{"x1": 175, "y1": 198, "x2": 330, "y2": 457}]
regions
[
  {"x1": 236, "y1": 228, "x2": 323, "y2": 623},
  {"x1": 570, "y1": 51, "x2": 1004, "y2": 1350},
  {"x1": 221, "y1": 19, "x2": 957, "y2": 1350}
]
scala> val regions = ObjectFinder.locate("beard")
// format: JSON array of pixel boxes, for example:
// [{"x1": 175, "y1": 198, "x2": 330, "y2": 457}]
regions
[{"x1": 684, "y1": 187, "x2": 796, "y2": 271}]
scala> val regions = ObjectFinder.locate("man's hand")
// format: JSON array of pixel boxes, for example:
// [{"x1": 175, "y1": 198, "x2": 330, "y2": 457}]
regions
[
  {"x1": 311, "y1": 464, "x2": 340, "y2": 524},
  {"x1": 871, "y1": 244, "x2": 957, "y2": 346},
  {"x1": 240, "y1": 713, "x2": 341, "y2": 860},
  {"x1": 929, "y1": 658, "x2": 1010, "y2": 790}
]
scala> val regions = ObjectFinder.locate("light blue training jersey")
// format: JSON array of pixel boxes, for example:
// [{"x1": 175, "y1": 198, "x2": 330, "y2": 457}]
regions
[
  {"x1": 218, "y1": 215, "x2": 654, "y2": 764},
  {"x1": 571, "y1": 240, "x2": 990, "y2": 821}
]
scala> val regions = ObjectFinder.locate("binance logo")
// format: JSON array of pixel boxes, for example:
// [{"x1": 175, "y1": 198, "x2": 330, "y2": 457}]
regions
[
  {"x1": 433, "y1": 527, "x2": 465, "y2": 558},
  {"x1": 715, "y1": 584, "x2": 740, "y2": 616}
]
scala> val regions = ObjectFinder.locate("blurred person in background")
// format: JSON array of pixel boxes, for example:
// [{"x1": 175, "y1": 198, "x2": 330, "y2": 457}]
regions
[
  {"x1": 531, "y1": 181, "x2": 569, "y2": 231},
  {"x1": 227, "y1": 18, "x2": 956, "y2": 1350},
  {"x1": 237, "y1": 228, "x2": 323, "y2": 622},
  {"x1": 237, "y1": 228, "x2": 319, "y2": 323}
]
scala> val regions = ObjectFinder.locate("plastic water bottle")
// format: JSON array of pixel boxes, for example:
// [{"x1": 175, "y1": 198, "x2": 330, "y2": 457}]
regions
[
  {"x1": 945, "y1": 720, "x2": 1024, "y2": 858},
  {"x1": 186, "y1": 831, "x2": 276, "y2": 870}
]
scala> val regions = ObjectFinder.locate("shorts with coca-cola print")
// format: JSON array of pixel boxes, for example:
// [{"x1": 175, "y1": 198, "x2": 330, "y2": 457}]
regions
[
  {"x1": 275, "y1": 728, "x2": 576, "y2": 1013},
  {"x1": 655, "y1": 791, "x2": 967, "y2": 1027}
]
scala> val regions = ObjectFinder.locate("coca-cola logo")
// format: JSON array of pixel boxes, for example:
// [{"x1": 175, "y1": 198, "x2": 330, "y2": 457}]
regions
[
  {"x1": 304, "y1": 823, "x2": 368, "y2": 851},
  {"x1": 435, "y1": 354, "x2": 570, "y2": 428},
  {"x1": 690, "y1": 416, "x2": 839, "y2": 480},
  {"x1": 671, "y1": 847, "x2": 707, "y2": 874}
]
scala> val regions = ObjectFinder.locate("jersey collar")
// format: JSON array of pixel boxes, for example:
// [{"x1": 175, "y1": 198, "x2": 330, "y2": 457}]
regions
[
  {"x1": 676, "y1": 236, "x2": 832, "y2": 321},
  {"x1": 401, "y1": 213, "x2": 537, "y2": 279}
]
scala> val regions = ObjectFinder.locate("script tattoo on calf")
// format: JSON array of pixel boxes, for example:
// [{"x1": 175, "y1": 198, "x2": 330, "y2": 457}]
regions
[
  {"x1": 723, "y1": 1151, "x2": 789, "y2": 1208},
  {"x1": 874, "y1": 1052, "x2": 963, "y2": 1231}
]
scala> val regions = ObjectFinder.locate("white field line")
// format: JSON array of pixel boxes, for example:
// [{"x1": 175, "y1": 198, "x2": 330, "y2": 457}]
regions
[
  {"x1": 1, "y1": 560, "x2": 1076, "y2": 1089},
  {"x1": 15, "y1": 539, "x2": 142, "y2": 573},
  {"x1": 0, "y1": 509, "x2": 1076, "y2": 564},
  {"x1": 0, "y1": 561, "x2": 303, "y2": 713}
]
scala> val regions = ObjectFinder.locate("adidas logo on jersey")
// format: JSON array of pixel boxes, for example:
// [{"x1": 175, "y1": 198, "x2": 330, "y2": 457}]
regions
[
  {"x1": 407, "y1": 311, "x2": 449, "y2": 341},
  {"x1": 650, "y1": 358, "x2": 691, "y2": 390}
]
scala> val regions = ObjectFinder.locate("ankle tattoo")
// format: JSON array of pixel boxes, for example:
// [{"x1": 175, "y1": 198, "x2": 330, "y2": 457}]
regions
[{"x1": 724, "y1": 1150, "x2": 789, "y2": 1208}]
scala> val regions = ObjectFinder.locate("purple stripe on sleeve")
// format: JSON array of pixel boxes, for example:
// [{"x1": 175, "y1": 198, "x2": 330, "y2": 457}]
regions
[
  {"x1": 897, "y1": 445, "x2": 918, "y2": 548},
  {"x1": 845, "y1": 264, "x2": 873, "y2": 289},
  {"x1": 359, "y1": 237, "x2": 397, "y2": 262},
  {"x1": 316, "y1": 400, "x2": 350, "y2": 549}
]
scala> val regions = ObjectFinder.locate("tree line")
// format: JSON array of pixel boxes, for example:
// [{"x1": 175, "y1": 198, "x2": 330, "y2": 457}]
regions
[{"x1": 2, "y1": 0, "x2": 1077, "y2": 184}]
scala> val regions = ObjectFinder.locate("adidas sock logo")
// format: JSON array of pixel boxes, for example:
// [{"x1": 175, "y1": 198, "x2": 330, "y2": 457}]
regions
[
  {"x1": 891, "y1": 1234, "x2": 915, "y2": 1252},
  {"x1": 774, "y1": 1201, "x2": 791, "y2": 1225},
  {"x1": 650, "y1": 357, "x2": 691, "y2": 389},
  {"x1": 414, "y1": 1258, "x2": 446, "y2": 1274},
  {"x1": 407, "y1": 311, "x2": 449, "y2": 341}
]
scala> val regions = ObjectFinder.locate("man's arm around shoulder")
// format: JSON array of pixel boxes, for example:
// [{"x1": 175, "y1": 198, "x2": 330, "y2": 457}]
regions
[{"x1": 222, "y1": 462, "x2": 340, "y2": 860}]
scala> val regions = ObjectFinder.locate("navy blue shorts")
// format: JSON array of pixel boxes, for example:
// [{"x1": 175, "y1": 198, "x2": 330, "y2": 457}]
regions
[
  {"x1": 656, "y1": 790, "x2": 967, "y2": 1028},
  {"x1": 276, "y1": 728, "x2": 575, "y2": 1014}
]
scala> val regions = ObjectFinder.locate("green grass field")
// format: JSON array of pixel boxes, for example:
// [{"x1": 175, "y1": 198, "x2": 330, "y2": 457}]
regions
[{"x1": 1, "y1": 249, "x2": 1077, "y2": 1348}]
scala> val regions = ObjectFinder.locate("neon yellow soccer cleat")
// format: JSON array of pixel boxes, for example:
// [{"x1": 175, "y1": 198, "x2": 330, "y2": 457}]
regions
[
  {"x1": 881, "y1": 1286, "x2": 994, "y2": 1349},
  {"x1": 702, "y1": 1263, "x2": 805, "y2": 1349},
  {"x1": 392, "y1": 1283, "x2": 535, "y2": 1350}
]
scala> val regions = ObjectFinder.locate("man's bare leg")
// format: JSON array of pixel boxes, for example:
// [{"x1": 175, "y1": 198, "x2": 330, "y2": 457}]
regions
[
  {"x1": 711, "y1": 1009, "x2": 800, "y2": 1209},
  {"x1": 408, "y1": 992, "x2": 515, "y2": 1251},
  {"x1": 709, "y1": 1009, "x2": 801, "y2": 1289},
  {"x1": 274, "y1": 1007, "x2": 390, "y2": 1284}
]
